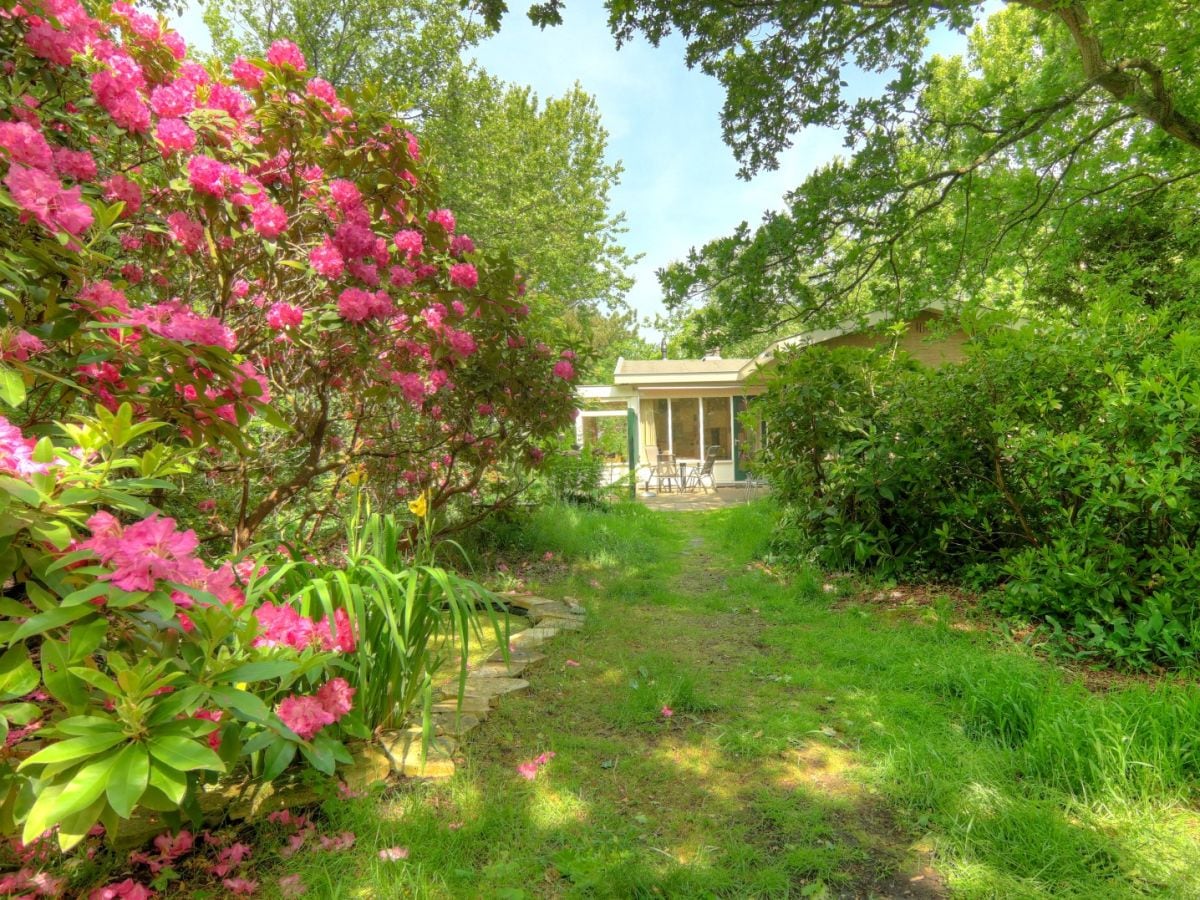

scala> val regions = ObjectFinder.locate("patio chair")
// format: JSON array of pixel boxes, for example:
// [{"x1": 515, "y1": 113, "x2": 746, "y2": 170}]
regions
[
  {"x1": 685, "y1": 445, "x2": 721, "y2": 493},
  {"x1": 648, "y1": 449, "x2": 680, "y2": 493}
]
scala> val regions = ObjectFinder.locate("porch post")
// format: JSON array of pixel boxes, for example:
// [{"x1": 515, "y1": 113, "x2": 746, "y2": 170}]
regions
[{"x1": 626, "y1": 407, "x2": 637, "y2": 500}]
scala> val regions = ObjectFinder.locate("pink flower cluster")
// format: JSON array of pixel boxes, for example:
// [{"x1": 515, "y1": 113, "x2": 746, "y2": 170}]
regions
[
  {"x1": 275, "y1": 678, "x2": 355, "y2": 740},
  {"x1": 0, "y1": 416, "x2": 52, "y2": 478},
  {"x1": 252, "y1": 603, "x2": 355, "y2": 653},
  {"x1": 81, "y1": 512, "x2": 242, "y2": 609},
  {"x1": 129, "y1": 301, "x2": 237, "y2": 350}
]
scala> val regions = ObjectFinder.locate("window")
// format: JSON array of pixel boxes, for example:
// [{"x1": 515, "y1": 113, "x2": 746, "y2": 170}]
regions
[
  {"x1": 702, "y1": 397, "x2": 732, "y2": 459},
  {"x1": 582, "y1": 416, "x2": 627, "y2": 462},
  {"x1": 653, "y1": 399, "x2": 670, "y2": 453},
  {"x1": 671, "y1": 398, "x2": 700, "y2": 459}
]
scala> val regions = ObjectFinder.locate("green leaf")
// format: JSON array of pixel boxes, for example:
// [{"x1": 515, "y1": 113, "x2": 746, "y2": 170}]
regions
[
  {"x1": 261, "y1": 740, "x2": 297, "y2": 781},
  {"x1": 19, "y1": 732, "x2": 127, "y2": 770},
  {"x1": 207, "y1": 685, "x2": 269, "y2": 721},
  {"x1": 0, "y1": 366, "x2": 26, "y2": 407},
  {"x1": 55, "y1": 715, "x2": 124, "y2": 737},
  {"x1": 218, "y1": 659, "x2": 298, "y2": 684},
  {"x1": 0, "y1": 645, "x2": 40, "y2": 701},
  {"x1": 22, "y1": 750, "x2": 120, "y2": 844},
  {"x1": 67, "y1": 666, "x2": 121, "y2": 696},
  {"x1": 106, "y1": 743, "x2": 150, "y2": 818},
  {"x1": 147, "y1": 735, "x2": 224, "y2": 773},
  {"x1": 147, "y1": 760, "x2": 187, "y2": 805},
  {"x1": 12, "y1": 604, "x2": 95, "y2": 641}
]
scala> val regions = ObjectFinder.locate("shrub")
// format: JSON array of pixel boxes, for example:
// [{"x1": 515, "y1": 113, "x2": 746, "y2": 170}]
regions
[
  {"x1": 756, "y1": 305, "x2": 1200, "y2": 667},
  {"x1": 0, "y1": 0, "x2": 576, "y2": 848}
]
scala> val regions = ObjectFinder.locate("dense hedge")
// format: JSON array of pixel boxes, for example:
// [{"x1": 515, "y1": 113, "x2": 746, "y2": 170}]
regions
[{"x1": 754, "y1": 306, "x2": 1200, "y2": 668}]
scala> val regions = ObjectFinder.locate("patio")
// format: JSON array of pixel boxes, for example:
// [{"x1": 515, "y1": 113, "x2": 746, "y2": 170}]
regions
[{"x1": 637, "y1": 485, "x2": 766, "y2": 511}]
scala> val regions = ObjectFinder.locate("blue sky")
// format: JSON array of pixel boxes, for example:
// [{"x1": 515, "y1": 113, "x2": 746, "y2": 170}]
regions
[{"x1": 172, "y1": 4, "x2": 984, "y2": 340}]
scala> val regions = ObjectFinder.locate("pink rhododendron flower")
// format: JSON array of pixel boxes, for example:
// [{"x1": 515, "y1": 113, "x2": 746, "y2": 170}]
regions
[
  {"x1": 448, "y1": 262, "x2": 478, "y2": 290},
  {"x1": 309, "y1": 238, "x2": 344, "y2": 278},
  {"x1": 129, "y1": 301, "x2": 237, "y2": 349},
  {"x1": 392, "y1": 229, "x2": 422, "y2": 260},
  {"x1": 267, "y1": 40, "x2": 307, "y2": 70},
  {"x1": 329, "y1": 178, "x2": 362, "y2": 210},
  {"x1": 318, "y1": 831, "x2": 356, "y2": 851},
  {"x1": 552, "y1": 359, "x2": 576, "y2": 380},
  {"x1": 155, "y1": 118, "x2": 195, "y2": 155},
  {"x1": 0, "y1": 416, "x2": 52, "y2": 478},
  {"x1": 450, "y1": 233, "x2": 475, "y2": 256},
  {"x1": 52, "y1": 147, "x2": 97, "y2": 181},
  {"x1": 315, "y1": 677, "x2": 355, "y2": 718},
  {"x1": 166, "y1": 211, "x2": 205, "y2": 253},
  {"x1": 277, "y1": 694, "x2": 335, "y2": 740},
  {"x1": 0, "y1": 121, "x2": 53, "y2": 171},
  {"x1": 82, "y1": 512, "x2": 202, "y2": 592},
  {"x1": 193, "y1": 708, "x2": 223, "y2": 749},
  {"x1": 427, "y1": 208, "x2": 455, "y2": 233},
  {"x1": 266, "y1": 302, "x2": 304, "y2": 329},
  {"x1": 389, "y1": 265, "x2": 416, "y2": 287},
  {"x1": 230, "y1": 57, "x2": 265, "y2": 90},
  {"x1": 378, "y1": 847, "x2": 409, "y2": 861},
  {"x1": 103, "y1": 174, "x2": 141, "y2": 215},
  {"x1": 446, "y1": 329, "x2": 477, "y2": 357},
  {"x1": 4, "y1": 165, "x2": 93, "y2": 239},
  {"x1": 88, "y1": 878, "x2": 155, "y2": 900},
  {"x1": 188, "y1": 154, "x2": 244, "y2": 198},
  {"x1": 251, "y1": 201, "x2": 288, "y2": 238},
  {"x1": 91, "y1": 52, "x2": 150, "y2": 132},
  {"x1": 149, "y1": 82, "x2": 194, "y2": 118},
  {"x1": 1, "y1": 329, "x2": 46, "y2": 362},
  {"x1": 306, "y1": 78, "x2": 338, "y2": 105}
]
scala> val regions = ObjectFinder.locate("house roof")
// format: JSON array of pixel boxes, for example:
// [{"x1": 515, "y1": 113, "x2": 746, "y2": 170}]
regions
[{"x1": 613, "y1": 356, "x2": 752, "y2": 386}]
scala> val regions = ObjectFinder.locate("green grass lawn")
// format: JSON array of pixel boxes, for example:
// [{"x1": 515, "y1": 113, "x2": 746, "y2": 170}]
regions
[{"x1": 264, "y1": 501, "x2": 1200, "y2": 898}]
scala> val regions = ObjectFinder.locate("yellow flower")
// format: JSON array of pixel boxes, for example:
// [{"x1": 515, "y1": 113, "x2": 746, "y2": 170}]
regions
[
  {"x1": 408, "y1": 492, "x2": 428, "y2": 518},
  {"x1": 347, "y1": 465, "x2": 366, "y2": 486}
]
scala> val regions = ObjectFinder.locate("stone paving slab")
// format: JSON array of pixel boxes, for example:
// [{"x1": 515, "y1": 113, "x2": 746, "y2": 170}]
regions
[{"x1": 508, "y1": 626, "x2": 562, "y2": 649}]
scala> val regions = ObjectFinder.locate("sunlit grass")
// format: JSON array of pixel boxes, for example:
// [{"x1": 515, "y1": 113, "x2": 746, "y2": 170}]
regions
[{"x1": 249, "y1": 500, "x2": 1200, "y2": 898}]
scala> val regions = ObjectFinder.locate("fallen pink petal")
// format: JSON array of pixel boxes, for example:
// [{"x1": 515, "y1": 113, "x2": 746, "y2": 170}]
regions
[
  {"x1": 318, "y1": 831, "x2": 356, "y2": 852},
  {"x1": 378, "y1": 846, "x2": 410, "y2": 861},
  {"x1": 277, "y1": 874, "x2": 307, "y2": 897},
  {"x1": 565, "y1": 659, "x2": 581, "y2": 668},
  {"x1": 661, "y1": 706, "x2": 674, "y2": 718}
]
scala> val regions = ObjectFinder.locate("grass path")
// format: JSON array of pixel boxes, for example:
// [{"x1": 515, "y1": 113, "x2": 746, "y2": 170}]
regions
[{"x1": 276, "y1": 503, "x2": 1200, "y2": 898}]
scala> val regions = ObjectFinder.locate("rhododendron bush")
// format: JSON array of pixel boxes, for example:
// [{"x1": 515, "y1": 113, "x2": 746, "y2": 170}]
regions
[{"x1": 0, "y1": 0, "x2": 577, "y2": 852}]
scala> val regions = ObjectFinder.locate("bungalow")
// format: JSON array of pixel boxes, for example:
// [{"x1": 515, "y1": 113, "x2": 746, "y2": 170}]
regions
[{"x1": 575, "y1": 307, "x2": 969, "y2": 488}]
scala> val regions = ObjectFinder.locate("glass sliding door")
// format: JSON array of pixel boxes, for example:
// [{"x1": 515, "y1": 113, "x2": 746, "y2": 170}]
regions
[
  {"x1": 670, "y1": 398, "x2": 700, "y2": 459},
  {"x1": 702, "y1": 397, "x2": 732, "y2": 460}
]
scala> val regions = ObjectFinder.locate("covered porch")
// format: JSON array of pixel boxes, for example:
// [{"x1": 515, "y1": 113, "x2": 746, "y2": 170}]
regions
[{"x1": 574, "y1": 356, "x2": 766, "y2": 491}]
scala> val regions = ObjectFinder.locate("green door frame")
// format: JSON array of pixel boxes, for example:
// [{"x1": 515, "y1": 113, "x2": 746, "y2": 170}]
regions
[
  {"x1": 732, "y1": 396, "x2": 748, "y2": 482},
  {"x1": 626, "y1": 408, "x2": 638, "y2": 499}
]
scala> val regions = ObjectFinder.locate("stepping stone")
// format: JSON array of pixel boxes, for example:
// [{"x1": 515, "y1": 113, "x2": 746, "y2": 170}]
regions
[
  {"x1": 531, "y1": 612, "x2": 584, "y2": 631},
  {"x1": 524, "y1": 601, "x2": 580, "y2": 619},
  {"x1": 469, "y1": 659, "x2": 529, "y2": 678},
  {"x1": 378, "y1": 729, "x2": 457, "y2": 779},
  {"x1": 508, "y1": 627, "x2": 561, "y2": 649},
  {"x1": 502, "y1": 593, "x2": 554, "y2": 612},
  {"x1": 433, "y1": 712, "x2": 482, "y2": 739},
  {"x1": 432, "y1": 694, "x2": 492, "y2": 715},
  {"x1": 487, "y1": 647, "x2": 545, "y2": 666},
  {"x1": 459, "y1": 675, "x2": 530, "y2": 698}
]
